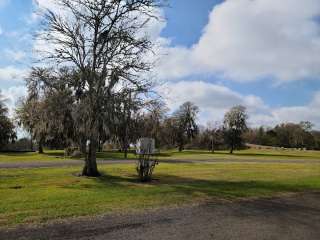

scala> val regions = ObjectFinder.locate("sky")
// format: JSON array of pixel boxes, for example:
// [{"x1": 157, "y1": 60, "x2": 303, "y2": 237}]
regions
[{"x1": 1, "y1": 0, "x2": 320, "y2": 129}]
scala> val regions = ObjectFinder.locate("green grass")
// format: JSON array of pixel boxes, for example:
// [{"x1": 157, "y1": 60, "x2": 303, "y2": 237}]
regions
[
  {"x1": 1, "y1": 148, "x2": 320, "y2": 163},
  {"x1": 96, "y1": 151, "x2": 136, "y2": 160},
  {"x1": 0, "y1": 150, "x2": 138, "y2": 163},
  {"x1": 1, "y1": 162, "x2": 320, "y2": 227},
  {"x1": 157, "y1": 148, "x2": 320, "y2": 161},
  {"x1": 0, "y1": 151, "x2": 69, "y2": 163}
]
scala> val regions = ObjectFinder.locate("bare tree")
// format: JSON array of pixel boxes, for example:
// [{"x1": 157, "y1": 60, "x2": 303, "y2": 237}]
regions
[
  {"x1": 112, "y1": 88, "x2": 145, "y2": 158},
  {"x1": 38, "y1": 0, "x2": 162, "y2": 176},
  {"x1": 223, "y1": 105, "x2": 248, "y2": 154},
  {"x1": 206, "y1": 121, "x2": 222, "y2": 153},
  {"x1": 142, "y1": 99, "x2": 168, "y2": 146},
  {"x1": 173, "y1": 102, "x2": 199, "y2": 152}
]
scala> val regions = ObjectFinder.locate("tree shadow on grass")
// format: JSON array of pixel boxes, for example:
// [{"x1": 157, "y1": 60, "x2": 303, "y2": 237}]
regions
[
  {"x1": 151, "y1": 174, "x2": 310, "y2": 198},
  {"x1": 72, "y1": 172, "x2": 314, "y2": 199}
]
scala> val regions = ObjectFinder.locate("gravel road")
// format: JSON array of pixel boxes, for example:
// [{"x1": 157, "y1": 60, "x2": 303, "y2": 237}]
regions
[{"x1": 1, "y1": 192, "x2": 320, "y2": 240}]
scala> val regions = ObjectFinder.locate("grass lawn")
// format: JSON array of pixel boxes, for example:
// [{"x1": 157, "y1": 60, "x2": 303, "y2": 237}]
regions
[
  {"x1": 0, "y1": 150, "x2": 137, "y2": 163},
  {"x1": 1, "y1": 162, "x2": 320, "y2": 227},
  {"x1": 1, "y1": 148, "x2": 320, "y2": 164},
  {"x1": 0, "y1": 151, "x2": 69, "y2": 163},
  {"x1": 157, "y1": 149, "x2": 320, "y2": 160}
]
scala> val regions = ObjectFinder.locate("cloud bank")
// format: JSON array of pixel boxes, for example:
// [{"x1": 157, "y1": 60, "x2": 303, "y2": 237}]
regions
[
  {"x1": 154, "y1": 0, "x2": 320, "y2": 128},
  {"x1": 157, "y1": 0, "x2": 320, "y2": 83}
]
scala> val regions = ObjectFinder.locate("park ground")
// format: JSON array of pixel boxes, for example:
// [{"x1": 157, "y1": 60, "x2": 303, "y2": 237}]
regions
[{"x1": 0, "y1": 149, "x2": 320, "y2": 239}]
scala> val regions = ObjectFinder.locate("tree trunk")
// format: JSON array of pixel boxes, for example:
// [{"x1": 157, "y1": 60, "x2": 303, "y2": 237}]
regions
[
  {"x1": 82, "y1": 138, "x2": 100, "y2": 177},
  {"x1": 80, "y1": 139, "x2": 86, "y2": 156},
  {"x1": 211, "y1": 138, "x2": 215, "y2": 153},
  {"x1": 98, "y1": 140, "x2": 102, "y2": 152},
  {"x1": 38, "y1": 139, "x2": 44, "y2": 154},
  {"x1": 178, "y1": 144, "x2": 183, "y2": 152},
  {"x1": 229, "y1": 131, "x2": 235, "y2": 154},
  {"x1": 123, "y1": 139, "x2": 128, "y2": 158},
  {"x1": 30, "y1": 134, "x2": 33, "y2": 151},
  {"x1": 124, "y1": 148, "x2": 128, "y2": 159},
  {"x1": 123, "y1": 137, "x2": 129, "y2": 159},
  {"x1": 230, "y1": 135, "x2": 234, "y2": 154}
]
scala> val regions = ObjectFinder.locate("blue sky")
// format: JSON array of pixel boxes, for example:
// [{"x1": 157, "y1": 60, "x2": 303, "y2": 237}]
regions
[
  {"x1": 160, "y1": 0, "x2": 319, "y2": 108},
  {"x1": 1, "y1": 0, "x2": 320, "y2": 128},
  {"x1": 161, "y1": 0, "x2": 222, "y2": 47}
]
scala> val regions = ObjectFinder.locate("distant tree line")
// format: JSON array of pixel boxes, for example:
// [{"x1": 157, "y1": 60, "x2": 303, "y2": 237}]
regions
[
  {"x1": 2, "y1": 89, "x2": 320, "y2": 155},
  {"x1": 243, "y1": 122, "x2": 320, "y2": 150}
]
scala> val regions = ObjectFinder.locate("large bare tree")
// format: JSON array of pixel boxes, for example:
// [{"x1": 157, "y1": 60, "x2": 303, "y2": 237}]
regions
[
  {"x1": 173, "y1": 102, "x2": 199, "y2": 152},
  {"x1": 38, "y1": 0, "x2": 162, "y2": 176},
  {"x1": 223, "y1": 105, "x2": 248, "y2": 154}
]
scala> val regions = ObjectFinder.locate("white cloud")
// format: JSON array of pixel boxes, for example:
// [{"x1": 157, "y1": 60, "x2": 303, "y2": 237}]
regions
[
  {"x1": 156, "y1": 0, "x2": 320, "y2": 83},
  {"x1": 1, "y1": 86, "x2": 27, "y2": 117},
  {"x1": 0, "y1": 26, "x2": 3, "y2": 35},
  {"x1": 157, "y1": 81, "x2": 263, "y2": 110},
  {"x1": 30, "y1": 0, "x2": 73, "y2": 23},
  {"x1": 33, "y1": 0, "x2": 58, "y2": 9},
  {"x1": 0, "y1": 66, "x2": 27, "y2": 84},
  {"x1": 270, "y1": 92, "x2": 320, "y2": 128},
  {"x1": 156, "y1": 81, "x2": 267, "y2": 125},
  {"x1": 4, "y1": 49, "x2": 26, "y2": 62}
]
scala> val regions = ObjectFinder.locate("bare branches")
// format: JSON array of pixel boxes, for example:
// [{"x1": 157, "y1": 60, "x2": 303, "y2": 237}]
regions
[{"x1": 34, "y1": 0, "x2": 163, "y2": 176}]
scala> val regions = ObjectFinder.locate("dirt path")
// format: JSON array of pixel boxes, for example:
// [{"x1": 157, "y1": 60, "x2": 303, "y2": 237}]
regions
[
  {"x1": 1, "y1": 192, "x2": 320, "y2": 240},
  {"x1": 1, "y1": 158, "x2": 320, "y2": 169}
]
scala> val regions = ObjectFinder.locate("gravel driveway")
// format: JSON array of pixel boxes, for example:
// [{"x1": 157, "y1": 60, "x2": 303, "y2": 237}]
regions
[{"x1": 1, "y1": 192, "x2": 320, "y2": 240}]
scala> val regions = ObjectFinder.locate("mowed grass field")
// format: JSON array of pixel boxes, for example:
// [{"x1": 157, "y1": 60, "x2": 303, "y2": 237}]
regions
[
  {"x1": 158, "y1": 149, "x2": 320, "y2": 160},
  {"x1": 1, "y1": 161, "x2": 320, "y2": 227},
  {"x1": 1, "y1": 148, "x2": 320, "y2": 163},
  {"x1": 0, "y1": 151, "x2": 136, "y2": 163}
]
